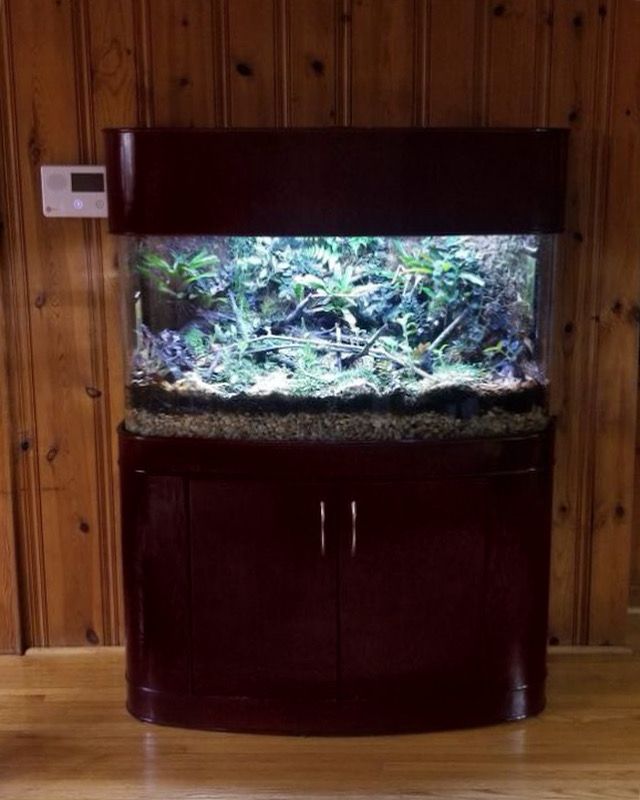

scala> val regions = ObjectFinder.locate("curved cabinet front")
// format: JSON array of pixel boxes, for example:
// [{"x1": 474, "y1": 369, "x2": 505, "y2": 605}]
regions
[{"x1": 120, "y1": 428, "x2": 553, "y2": 735}]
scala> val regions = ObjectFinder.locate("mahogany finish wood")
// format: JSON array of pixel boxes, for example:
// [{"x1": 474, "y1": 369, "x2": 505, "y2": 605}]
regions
[
  {"x1": 120, "y1": 427, "x2": 553, "y2": 734},
  {"x1": 190, "y1": 479, "x2": 338, "y2": 699},
  {"x1": 119, "y1": 425, "x2": 552, "y2": 479},
  {"x1": 338, "y1": 479, "x2": 490, "y2": 697},
  {"x1": 104, "y1": 128, "x2": 568, "y2": 236},
  {"x1": 121, "y1": 474, "x2": 190, "y2": 693}
]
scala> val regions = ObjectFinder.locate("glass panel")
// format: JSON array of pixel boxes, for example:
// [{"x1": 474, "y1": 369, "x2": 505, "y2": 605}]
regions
[{"x1": 120, "y1": 235, "x2": 552, "y2": 440}]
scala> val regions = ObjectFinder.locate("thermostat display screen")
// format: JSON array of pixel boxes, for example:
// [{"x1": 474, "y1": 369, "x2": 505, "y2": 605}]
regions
[{"x1": 71, "y1": 172, "x2": 105, "y2": 192}]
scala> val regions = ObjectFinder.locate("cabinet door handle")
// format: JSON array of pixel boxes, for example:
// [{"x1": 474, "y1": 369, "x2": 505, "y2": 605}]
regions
[
  {"x1": 320, "y1": 500, "x2": 326, "y2": 556},
  {"x1": 350, "y1": 500, "x2": 357, "y2": 557}
]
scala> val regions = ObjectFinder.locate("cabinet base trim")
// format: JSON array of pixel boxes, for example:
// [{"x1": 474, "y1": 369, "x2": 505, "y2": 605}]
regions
[{"x1": 127, "y1": 681, "x2": 546, "y2": 736}]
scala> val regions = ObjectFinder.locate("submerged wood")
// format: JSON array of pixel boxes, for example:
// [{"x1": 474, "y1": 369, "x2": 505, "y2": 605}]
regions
[
  {"x1": 229, "y1": 334, "x2": 432, "y2": 379},
  {"x1": 343, "y1": 325, "x2": 388, "y2": 367},
  {"x1": 275, "y1": 295, "x2": 312, "y2": 330},
  {"x1": 430, "y1": 310, "x2": 469, "y2": 352}
]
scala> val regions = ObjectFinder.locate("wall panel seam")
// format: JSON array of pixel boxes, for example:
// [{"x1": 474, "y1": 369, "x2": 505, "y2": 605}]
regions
[
  {"x1": 337, "y1": 0, "x2": 352, "y2": 126},
  {"x1": 212, "y1": 0, "x2": 230, "y2": 127},
  {"x1": 474, "y1": 0, "x2": 489, "y2": 125},
  {"x1": 413, "y1": 0, "x2": 428, "y2": 126},
  {"x1": 133, "y1": 0, "x2": 153, "y2": 126},
  {"x1": 276, "y1": 0, "x2": 290, "y2": 127}
]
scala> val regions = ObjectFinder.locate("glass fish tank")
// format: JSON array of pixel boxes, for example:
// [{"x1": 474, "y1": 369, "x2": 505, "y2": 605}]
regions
[{"x1": 120, "y1": 233, "x2": 551, "y2": 441}]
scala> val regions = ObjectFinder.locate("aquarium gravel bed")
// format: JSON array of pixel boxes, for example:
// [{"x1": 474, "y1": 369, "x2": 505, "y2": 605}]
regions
[
  {"x1": 126, "y1": 366, "x2": 548, "y2": 441},
  {"x1": 125, "y1": 406, "x2": 549, "y2": 442}
]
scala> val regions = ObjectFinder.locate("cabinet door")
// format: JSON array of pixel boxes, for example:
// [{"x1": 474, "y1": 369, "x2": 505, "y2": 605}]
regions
[
  {"x1": 482, "y1": 470, "x2": 551, "y2": 688},
  {"x1": 338, "y1": 479, "x2": 489, "y2": 698},
  {"x1": 190, "y1": 479, "x2": 337, "y2": 699},
  {"x1": 122, "y1": 473, "x2": 191, "y2": 693}
]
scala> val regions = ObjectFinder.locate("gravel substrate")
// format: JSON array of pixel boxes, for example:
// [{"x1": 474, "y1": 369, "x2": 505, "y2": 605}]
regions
[{"x1": 125, "y1": 405, "x2": 549, "y2": 441}]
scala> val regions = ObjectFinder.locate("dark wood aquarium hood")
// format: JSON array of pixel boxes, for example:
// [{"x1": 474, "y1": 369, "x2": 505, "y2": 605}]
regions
[{"x1": 104, "y1": 127, "x2": 568, "y2": 236}]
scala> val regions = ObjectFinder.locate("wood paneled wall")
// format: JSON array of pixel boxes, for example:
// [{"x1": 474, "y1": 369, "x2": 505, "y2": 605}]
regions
[{"x1": 0, "y1": 0, "x2": 639, "y2": 651}]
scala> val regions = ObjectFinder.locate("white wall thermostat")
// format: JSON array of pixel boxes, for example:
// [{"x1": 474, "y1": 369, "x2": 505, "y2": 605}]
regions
[{"x1": 41, "y1": 165, "x2": 108, "y2": 218}]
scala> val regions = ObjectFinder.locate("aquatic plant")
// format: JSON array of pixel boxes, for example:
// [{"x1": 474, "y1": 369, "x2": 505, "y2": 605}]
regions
[{"x1": 137, "y1": 249, "x2": 221, "y2": 304}]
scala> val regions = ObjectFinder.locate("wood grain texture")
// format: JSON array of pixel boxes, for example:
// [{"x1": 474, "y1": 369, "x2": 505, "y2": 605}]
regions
[
  {"x1": 427, "y1": 0, "x2": 480, "y2": 126},
  {"x1": 0, "y1": 0, "x2": 45, "y2": 650},
  {"x1": 5, "y1": 0, "x2": 108, "y2": 646},
  {"x1": 589, "y1": 0, "x2": 640, "y2": 644},
  {"x1": 227, "y1": 0, "x2": 278, "y2": 126},
  {"x1": 632, "y1": 395, "x2": 640, "y2": 590},
  {"x1": 0, "y1": 5, "x2": 23, "y2": 654},
  {"x1": 546, "y1": 1, "x2": 612, "y2": 644},
  {"x1": 0, "y1": 229, "x2": 21, "y2": 653},
  {"x1": 147, "y1": 0, "x2": 216, "y2": 126},
  {"x1": 288, "y1": 0, "x2": 337, "y2": 126},
  {"x1": 85, "y1": 0, "x2": 140, "y2": 644},
  {"x1": 0, "y1": 0, "x2": 639, "y2": 648},
  {"x1": 1, "y1": 647, "x2": 640, "y2": 798},
  {"x1": 482, "y1": 0, "x2": 551, "y2": 126},
  {"x1": 350, "y1": 0, "x2": 415, "y2": 126}
]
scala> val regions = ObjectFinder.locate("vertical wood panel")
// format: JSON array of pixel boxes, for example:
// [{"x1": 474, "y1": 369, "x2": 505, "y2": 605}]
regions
[
  {"x1": 351, "y1": 0, "x2": 415, "y2": 125},
  {"x1": 0, "y1": 0, "x2": 46, "y2": 649},
  {"x1": 336, "y1": 0, "x2": 352, "y2": 126},
  {"x1": 0, "y1": 61, "x2": 21, "y2": 648},
  {"x1": 632, "y1": 397, "x2": 640, "y2": 592},
  {"x1": 147, "y1": 0, "x2": 217, "y2": 126},
  {"x1": 428, "y1": 0, "x2": 480, "y2": 126},
  {"x1": 0, "y1": 231, "x2": 21, "y2": 652},
  {"x1": 132, "y1": 0, "x2": 153, "y2": 125},
  {"x1": 86, "y1": 0, "x2": 139, "y2": 644},
  {"x1": 546, "y1": 1, "x2": 611, "y2": 644},
  {"x1": 8, "y1": 0, "x2": 105, "y2": 645},
  {"x1": 0, "y1": 6, "x2": 27, "y2": 652},
  {"x1": 288, "y1": 0, "x2": 336, "y2": 126},
  {"x1": 589, "y1": 0, "x2": 640, "y2": 644},
  {"x1": 483, "y1": 0, "x2": 550, "y2": 126},
  {"x1": 227, "y1": 0, "x2": 278, "y2": 126}
]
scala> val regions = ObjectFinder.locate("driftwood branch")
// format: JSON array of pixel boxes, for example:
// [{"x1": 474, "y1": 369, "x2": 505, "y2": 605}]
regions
[
  {"x1": 429, "y1": 310, "x2": 469, "y2": 352},
  {"x1": 275, "y1": 295, "x2": 312, "y2": 330},
  {"x1": 343, "y1": 325, "x2": 387, "y2": 367},
  {"x1": 230, "y1": 334, "x2": 431, "y2": 379}
]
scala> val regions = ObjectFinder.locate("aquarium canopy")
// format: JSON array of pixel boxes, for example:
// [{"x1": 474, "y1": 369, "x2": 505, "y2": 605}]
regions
[{"x1": 104, "y1": 128, "x2": 568, "y2": 237}]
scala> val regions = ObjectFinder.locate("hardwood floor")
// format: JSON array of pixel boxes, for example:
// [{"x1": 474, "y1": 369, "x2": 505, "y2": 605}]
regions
[{"x1": 1, "y1": 647, "x2": 640, "y2": 799}]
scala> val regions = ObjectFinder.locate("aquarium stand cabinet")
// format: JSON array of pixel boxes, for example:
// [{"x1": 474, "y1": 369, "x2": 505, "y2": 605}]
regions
[
  {"x1": 108, "y1": 127, "x2": 567, "y2": 734},
  {"x1": 120, "y1": 427, "x2": 553, "y2": 735}
]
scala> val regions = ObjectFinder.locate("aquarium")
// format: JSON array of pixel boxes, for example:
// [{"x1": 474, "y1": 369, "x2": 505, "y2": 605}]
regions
[{"x1": 120, "y1": 233, "x2": 552, "y2": 441}]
